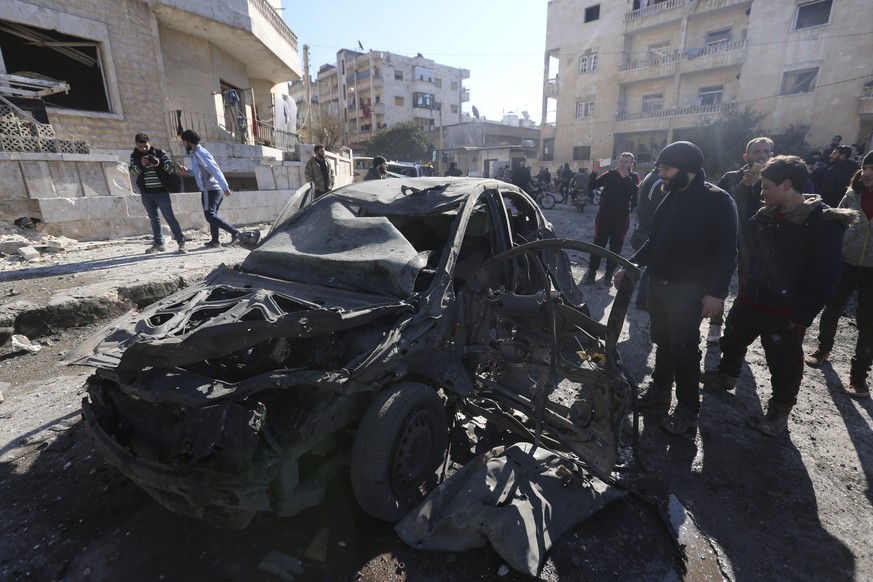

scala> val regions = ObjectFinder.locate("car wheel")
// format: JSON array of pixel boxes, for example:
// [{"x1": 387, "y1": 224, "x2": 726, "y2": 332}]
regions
[
  {"x1": 540, "y1": 192, "x2": 556, "y2": 209},
  {"x1": 351, "y1": 382, "x2": 448, "y2": 522}
]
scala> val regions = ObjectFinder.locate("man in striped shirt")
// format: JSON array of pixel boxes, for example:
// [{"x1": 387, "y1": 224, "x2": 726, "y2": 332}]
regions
[{"x1": 129, "y1": 133, "x2": 187, "y2": 254}]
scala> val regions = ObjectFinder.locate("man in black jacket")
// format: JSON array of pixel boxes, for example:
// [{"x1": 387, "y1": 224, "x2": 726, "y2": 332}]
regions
[
  {"x1": 585, "y1": 153, "x2": 639, "y2": 284},
  {"x1": 614, "y1": 141, "x2": 737, "y2": 435},
  {"x1": 512, "y1": 158, "x2": 534, "y2": 195},
  {"x1": 819, "y1": 145, "x2": 859, "y2": 207},
  {"x1": 128, "y1": 133, "x2": 187, "y2": 254},
  {"x1": 703, "y1": 156, "x2": 854, "y2": 436}
]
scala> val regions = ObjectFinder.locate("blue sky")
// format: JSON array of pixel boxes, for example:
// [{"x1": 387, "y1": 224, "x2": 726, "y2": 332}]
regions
[{"x1": 280, "y1": 0, "x2": 549, "y2": 123}]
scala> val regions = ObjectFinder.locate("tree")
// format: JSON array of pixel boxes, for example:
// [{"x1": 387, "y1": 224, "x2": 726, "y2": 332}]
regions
[
  {"x1": 673, "y1": 106, "x2": 766, "y2": 176},
  {"x1": 367, "y1": 121, "x2": 434, "y2": 162},
  {"x1": 773, "y1": 123, "x2": 812, "y2": 158},
  {"x1": 307, "y1": 105, "x2": 343, "y2": 151}
]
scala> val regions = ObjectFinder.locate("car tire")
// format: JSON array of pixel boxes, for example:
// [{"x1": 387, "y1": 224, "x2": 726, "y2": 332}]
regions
[
  {"x1": 539, "y1": 192, "x2": 557, "y2": 209},
  {"x1": 351, "y1": 382, "x2": 448, "y2": 522}
]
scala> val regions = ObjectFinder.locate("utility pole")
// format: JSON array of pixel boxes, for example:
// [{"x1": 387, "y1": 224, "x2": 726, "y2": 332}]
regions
[{"x1": 303, "y1": 44, "x2": 312, "y2": 144}]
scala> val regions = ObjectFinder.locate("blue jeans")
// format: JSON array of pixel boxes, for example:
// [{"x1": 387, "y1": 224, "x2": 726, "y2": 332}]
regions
[
  {"x1": 141, "y1": 191, "x2": 184, "y2": 245},
  {"x1": 201, "y1": 189, "x2": 238, "y2": 243}
]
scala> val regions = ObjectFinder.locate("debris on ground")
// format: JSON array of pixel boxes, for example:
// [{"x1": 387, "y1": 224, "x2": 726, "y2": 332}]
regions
[{"x1": 11, "y1": 334, "x2": 42, "y2": 353}]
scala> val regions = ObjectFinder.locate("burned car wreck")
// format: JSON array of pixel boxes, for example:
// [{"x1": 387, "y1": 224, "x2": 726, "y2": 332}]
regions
[{"x1": 68, "y1": 177, "x2": 640, "y2": 531}]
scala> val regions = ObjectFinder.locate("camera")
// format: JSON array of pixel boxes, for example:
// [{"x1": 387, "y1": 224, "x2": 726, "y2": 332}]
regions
[{"x1": 147, "y1": 154, "x2": 159, "y2": 165}]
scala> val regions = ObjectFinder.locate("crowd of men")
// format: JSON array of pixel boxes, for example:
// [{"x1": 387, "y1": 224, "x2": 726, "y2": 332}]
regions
[{"x1": 600, "y1": 136, "x2": 873, "y2": 438}]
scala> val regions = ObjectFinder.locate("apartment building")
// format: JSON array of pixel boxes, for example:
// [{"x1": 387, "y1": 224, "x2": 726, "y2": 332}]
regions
[
  {"x1": 297, "y1": 50, "x2": 470, "y2": 151},
  {"x1": 541, "y1": 0, "x2": 873, "y2": 168}
]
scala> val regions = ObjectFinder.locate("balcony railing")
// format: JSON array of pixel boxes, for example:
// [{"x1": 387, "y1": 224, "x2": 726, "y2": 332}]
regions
[
  {"x1": 625, "y1": 0, "x2": 683, "y2": 22},
  {"x1": 248, "y1": 0, "x2": 298, "y2": 52},
  {"x1": 614, "y1": 101, "x2": 736, "y2": 122},
  {"x1": 620, "y1": 51, "x2": 683, "y2": 72},
  {"x1": 169, "y1": 109, "x2": 299, "y2": 152}
]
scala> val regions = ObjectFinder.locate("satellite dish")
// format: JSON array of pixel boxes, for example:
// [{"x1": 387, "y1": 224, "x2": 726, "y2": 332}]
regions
[{"x1": 472, "y1": 105, "x2": 480, "y2": 119}]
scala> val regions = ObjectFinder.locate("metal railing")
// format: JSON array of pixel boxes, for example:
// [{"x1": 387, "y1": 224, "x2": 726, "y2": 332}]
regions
[
  {"x1": 620, "y1": 40, "x2": 747, "y2": 72},
  {"x1": 614, "y1": 101, "x2": 736, "y2": 121},
  {"x1": 169, "y1": 109, "x2": 299, "y2": 152}
]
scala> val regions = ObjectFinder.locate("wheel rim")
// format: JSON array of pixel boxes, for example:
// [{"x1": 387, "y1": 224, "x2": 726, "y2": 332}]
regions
[{"x1": 391, "y1": 409, "x2": 437, "y2": 495}]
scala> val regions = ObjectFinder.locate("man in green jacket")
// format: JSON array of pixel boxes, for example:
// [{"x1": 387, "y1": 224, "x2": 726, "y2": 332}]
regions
[{"x1": 304, "y1": 144, "x2": 335, "y2": 196}]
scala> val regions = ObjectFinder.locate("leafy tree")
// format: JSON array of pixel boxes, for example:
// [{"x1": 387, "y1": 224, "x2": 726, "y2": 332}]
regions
[
  {"x1": 673, "y1": 106, "x2": 766, "y2": 177},
  {"x1": 367, "y1": 121, "x2": 433, "y2": 162}
]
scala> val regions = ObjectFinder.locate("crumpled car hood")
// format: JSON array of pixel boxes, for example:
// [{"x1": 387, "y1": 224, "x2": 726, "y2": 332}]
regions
[{"x1": 65, "y1": 265, "x2": 411, "y2": 371}]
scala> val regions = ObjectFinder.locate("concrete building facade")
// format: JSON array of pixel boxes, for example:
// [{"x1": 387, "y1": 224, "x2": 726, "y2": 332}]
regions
[
  {"x1": 0, "y1": 0, "x2": 353, "y2": 240},
  {"x1": 541, "y1": 0, "x2": 873, "y2": 168},
  {"x1": 294, "y1": 50, "x2": 470, "y2": 151}
]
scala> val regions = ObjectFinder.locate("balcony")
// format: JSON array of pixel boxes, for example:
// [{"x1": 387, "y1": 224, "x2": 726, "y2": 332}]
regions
[
  {"x1": 618, "y1": 53, "x2": 681, "y2": 84},
  {"x1": 624, "y1": 0, "x2": 684, "y2": 34},
  {"x1": 696, "y1": 0, "x2": 753, "y2": 16},
  {"x1": 151, "y1": 0, "x2": 300, "y2": 84},
  {"x1": 544, "y1": 77, "x2": 559, "y2": 97},
  {"x1": 614, "y1": 102, "x2": 737, "y2": 131},
  {"x1": 168, "y1": 109, "x2": 299, "y2": 151},
  {"x1": 679, "y1": 40, "x2": 747, "y2": 75},
  {"x1": 461, "y1": 89, "x2": 471, "y2": 102}
]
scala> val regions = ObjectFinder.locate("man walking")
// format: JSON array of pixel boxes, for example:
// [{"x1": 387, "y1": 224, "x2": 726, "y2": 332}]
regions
[
  {"x1": 304, "y1": 144, "x2": 335, "y2": 196},
  {"x1": 585, "y1": 153, "x2": 639, "y2": 284},
  {"x1": 178, "y1": 129, "x2": 240, "y2": 248},
  {"x1": 805, "y1": 151, "x2": 873, "y2": 399},
  {"x1": 614, "y1": 141, "x2": 737, "y2": 434},
  {"x1": 703, "y1": 156, "x2": 852, "y2": 435},
  {"x1": 128, "y1": 133, "x2": 187, "y2": 254}
]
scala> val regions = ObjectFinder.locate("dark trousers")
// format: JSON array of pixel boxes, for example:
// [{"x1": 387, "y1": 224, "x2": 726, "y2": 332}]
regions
[
  {"x1": 719, "y1": 301, "x2": 805, "y2": 407},
  {"x1": 201, "y1": 189, "x2": 237, "y2": 243},
  {"x1": 649, "y1": 281, "x2": 704, "y2": 412},
  {"x1": 141, "y1": 191, "x2": 184, "y2": 245},
  {"x1": 589, "y1": 212, "x2": 629, "y2": 275},
  {"x1": 817, "y1": 262, "x2": 873, "y2": 380}
]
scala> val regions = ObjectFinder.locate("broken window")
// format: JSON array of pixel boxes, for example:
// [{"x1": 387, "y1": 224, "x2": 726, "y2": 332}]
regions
[
  {"x1": 780, "y1": 68, "x2": 818, "y2": 95},
  {"x1": 698, "y1": 85, "x2": 723, "y2": 106},
  {"x1": 642, "y1": 93, "x2": 664, "y2": 112},
  {"x1": 704, "y1": 28, "x2": 732, "y2": 48},
  {"x1": 0, "y1": 19, "x2": 110, "y2": 112},
  {"x1": 413, "y1": 92, "x2": 436, "y2": 109},
  {"x1": 794, "y1": 0, "x2": 832, "y2": 30}
]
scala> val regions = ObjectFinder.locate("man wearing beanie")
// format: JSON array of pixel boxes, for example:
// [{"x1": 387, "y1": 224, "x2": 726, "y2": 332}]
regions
[
  {"x1": 614, "y1": 141, "x2": 738, "y2": 435},
  {"x1": 365, "y1": 156, "x2": 388, "y2": 180},
  {"x1": 804, "y1": 151, "x2": 873, "y2": 400},
  {"x1": 304, "y1": 144, "x2": 335, "y2": 196},
  {"x1": 178, "y1": 129, "x2": 240, "y2": 248}
]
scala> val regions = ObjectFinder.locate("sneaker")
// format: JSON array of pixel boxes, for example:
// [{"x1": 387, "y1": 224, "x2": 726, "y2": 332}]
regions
[
  {"x1": 847, "y1": 377, "x2": 871, "y2": 399},
  {"x1": 176, "y1": 241, "x2": 188, "y2": 255},
  {"x1": 660, "y1": 404, "x2": 698, "y2": 435},
  {"x1": 229, "y1": 231, "x2": 240, "y2": 246},
  {"x1": 803, "y1": 348, "x2": 830, "y2": 367},
  {"x1": 145, "y1": 243, "x2": 166, "y2": 254},
  {"x1": 706, "y1": 324, "x2": 721, "y2": 344},
  {"x1": 748, "y1": 403, "x2": 792, "y2": 436},
  {"x1": 637, "y1": 382, "x2": 672, "y2": 409},
  {"x1": 702, "y1": 369, "x2": 738, "y2": 392},
  {"x1": 204, "y1": 240, "x2": 221, "y2": 249}
]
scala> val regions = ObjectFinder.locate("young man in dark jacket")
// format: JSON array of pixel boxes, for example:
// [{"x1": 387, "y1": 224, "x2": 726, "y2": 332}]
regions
[
  {"x1": 614, "y1": 142, "x2": 738, "y2": 435},
  {"x1": 819, "y1": 145, "x2": 859, "y2": 207},
  {"x1": 585, "y1": 153, "x2": 639, "y2": 284},
  {"x1": 703, "y1": 155, "x2": 855, "y2": 436}
]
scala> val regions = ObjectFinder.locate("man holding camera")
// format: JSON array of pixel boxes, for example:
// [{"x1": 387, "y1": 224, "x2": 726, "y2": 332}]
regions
[{"x1": 129, "y1": 133, "x2": 187, "y2": 254}]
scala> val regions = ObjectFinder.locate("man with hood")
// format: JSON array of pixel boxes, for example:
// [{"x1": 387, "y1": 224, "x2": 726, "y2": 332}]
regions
[
  {"x1": 614, "y1": 141, "x2": 738, "y2": 435},
  {"x1": 703, "y1": 155, "x2": 855, "y2": 435},
  {"x1": 805, "y1": 151, "x2": 873, "y2": 400}
]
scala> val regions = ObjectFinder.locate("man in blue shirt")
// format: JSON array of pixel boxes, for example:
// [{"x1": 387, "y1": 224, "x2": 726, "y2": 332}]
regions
[{"x1": 178, "y1": 129, "x2": 240, "y2": 248}]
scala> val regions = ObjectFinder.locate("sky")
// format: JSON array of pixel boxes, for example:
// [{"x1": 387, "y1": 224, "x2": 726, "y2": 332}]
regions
[{"x1": 280, "y1": 0, "x2": 549, "y2": 124}]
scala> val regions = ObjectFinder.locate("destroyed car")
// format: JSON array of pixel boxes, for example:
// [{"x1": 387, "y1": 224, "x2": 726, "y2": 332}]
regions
[{"x1": 67, "y1": 177, "x2": 639, "y2": 529}]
